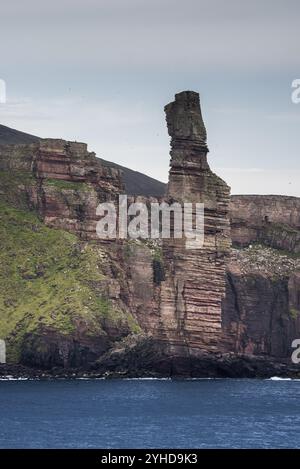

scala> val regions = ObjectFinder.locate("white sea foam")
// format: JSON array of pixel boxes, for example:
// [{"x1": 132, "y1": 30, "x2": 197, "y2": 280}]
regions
[
  {"x1": 185, "y1": 377, "x2": 219, "y2": 380},
  {"x1": 124, "y1": 377, "x2": 172, "y2": 380},
  {"x1": 268, "y1": 376, "x2": 292, "y2": 381},
  {"x1": 76, "y1": 377, "x2": 105, "y2": 380},
  {"x1": 0, "y1": 376, "x2": 30, "y2": 381}
]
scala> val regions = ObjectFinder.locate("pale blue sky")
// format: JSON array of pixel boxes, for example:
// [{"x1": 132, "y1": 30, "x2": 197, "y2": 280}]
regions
[{"x1": 0, "y1": 0, "x2": 299, "y2": 195}]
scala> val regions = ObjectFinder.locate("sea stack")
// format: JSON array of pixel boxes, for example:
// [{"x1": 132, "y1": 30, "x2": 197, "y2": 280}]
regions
[{"x1": 158, "y1": 91, "x2": 231, "y2": 356}]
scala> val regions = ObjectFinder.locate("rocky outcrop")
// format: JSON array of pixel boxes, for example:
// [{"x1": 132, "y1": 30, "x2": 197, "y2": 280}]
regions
[
  {"x1": 0, "y1": 139, "x2": 123, "y2": 239},
  {"x1": 36, "y1": 140, "x2": 123, "y2": 240},
  {"x1": 92, "y1": 334, "x2": 300, "y2": 379},
  {"x1": 0, "y1": 123, "x2": 166, "y2": 197},
  {"x1": 158, "y1": 91, "x2": 231, "y2": 355}
]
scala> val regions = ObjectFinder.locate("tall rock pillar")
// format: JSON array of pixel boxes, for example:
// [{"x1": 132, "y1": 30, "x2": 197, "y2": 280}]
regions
[{"x1": 159, "y1": 91, "x2": 231, "y2": 356}]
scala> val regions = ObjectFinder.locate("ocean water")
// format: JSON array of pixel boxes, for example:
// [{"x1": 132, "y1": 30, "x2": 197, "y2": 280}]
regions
[{"x1": 0, "y1": 378, "x2": 299, "y2": 448}]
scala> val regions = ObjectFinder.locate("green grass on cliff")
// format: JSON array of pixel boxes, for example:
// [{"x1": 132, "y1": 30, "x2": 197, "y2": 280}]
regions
[
  {"x1": 0, "y1": 170, "x2": 35, "y2": 209},
  {"x1": 290, "y1": 307, "x2": 300, "y2": 319},
  {"x1": 0, "y1": 201, "x2": 140, "y2": 362},
  {"x1": 44, "y1": 178, "x2": 91, "y2": 191}
]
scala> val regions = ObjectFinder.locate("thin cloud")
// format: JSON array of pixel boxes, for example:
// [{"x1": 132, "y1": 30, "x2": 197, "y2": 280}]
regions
[{"x1": 1, "y1": 0, "x2": 299, "y2": 70}]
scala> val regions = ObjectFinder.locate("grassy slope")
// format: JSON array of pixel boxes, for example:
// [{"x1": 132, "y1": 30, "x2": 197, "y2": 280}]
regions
[{"x1": 0, "y1": 201, "x2": 139, "y2": 362}]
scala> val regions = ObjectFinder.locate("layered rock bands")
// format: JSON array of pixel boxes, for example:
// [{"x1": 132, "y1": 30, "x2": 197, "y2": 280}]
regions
[
  {"x1": 158, "y1": 91, "x2": 231, "y2": 355},
  {"x1": 0, "y1": 90, "x2": 299, "y2": 374}
]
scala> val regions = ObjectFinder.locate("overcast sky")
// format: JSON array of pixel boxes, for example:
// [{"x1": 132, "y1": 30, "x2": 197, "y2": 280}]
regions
[{"x1": 0, "y1": 0, "x2": 299, "y2": 195}]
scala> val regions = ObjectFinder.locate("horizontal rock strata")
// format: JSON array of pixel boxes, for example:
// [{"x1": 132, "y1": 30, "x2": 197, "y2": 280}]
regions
[
  {"x1": 158, "y1": 91, "x2": 231, "y2": 355},
  {"x1": 0, "y1": 139, "x2": 123, "y2": 239}
]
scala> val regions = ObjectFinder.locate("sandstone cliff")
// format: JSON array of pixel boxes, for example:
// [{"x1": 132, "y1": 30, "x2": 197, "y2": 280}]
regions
[
  {"x1": 223, "y1": 196, "x2": 300, "y2": 359},
  {"x1": 0, "y1": 123, "x2": 166, "y2": 197},
  {"x1": 222, "y1": 245, "x2": 300, "y2": 357},
  {"x1": 0, "y1": 92, "x2": 299, "y2": 377},
  {"x1": 230, "y1": 195, "x2": 300, "y2": 253}
]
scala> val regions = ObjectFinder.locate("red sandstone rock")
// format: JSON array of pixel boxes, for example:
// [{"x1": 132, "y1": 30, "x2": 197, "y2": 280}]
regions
[
  {"x1": 157, "y1": 91, "x2": 231, "y2": 355},
  {"x1": 0, "y1": 95, "x2": 300, "y2": 370},
  {"x1": 230, "y1": 195, "x2": 300, "y2": 253}
]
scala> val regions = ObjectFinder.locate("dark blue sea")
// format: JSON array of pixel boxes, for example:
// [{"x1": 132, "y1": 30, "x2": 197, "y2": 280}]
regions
[{"x1": 0, "y1": 378, "x2": 299, "y2": 448}]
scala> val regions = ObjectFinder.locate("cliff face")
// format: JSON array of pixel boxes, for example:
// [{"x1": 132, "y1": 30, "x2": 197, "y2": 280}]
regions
[
  {"x1": 0, "y1": 139, "x2": 123, "y2": 239},
  {"x1": 230, "y1": 195, "x2": 300, "y2": 253},
  {"x1": 0, "y1": 140, "x2": 142, "y2": 367},
  {"x1": 224, "y1": 195, "x2": 300, "y2": 359},
  {"x1": 0, "y1": 200, "x2": 143, "y2": 367},
  {"x1": 0, "y1": 92, "x2": 300, "y2": 374},
  {"x1": 222, "y1": 246, "x2": 300, "y2": 357}
]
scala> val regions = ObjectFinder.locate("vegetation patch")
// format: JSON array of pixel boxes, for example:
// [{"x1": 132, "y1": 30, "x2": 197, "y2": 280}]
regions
[
  {"x1": 290, "y1": 307, "x2": 300, "y2": 320},
  {"x1": 0, "y1": 170, "x2": 36, "y2": 210},
  {"x1": 44, "y1": 178, "x2": 91, "y2": 192}
]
